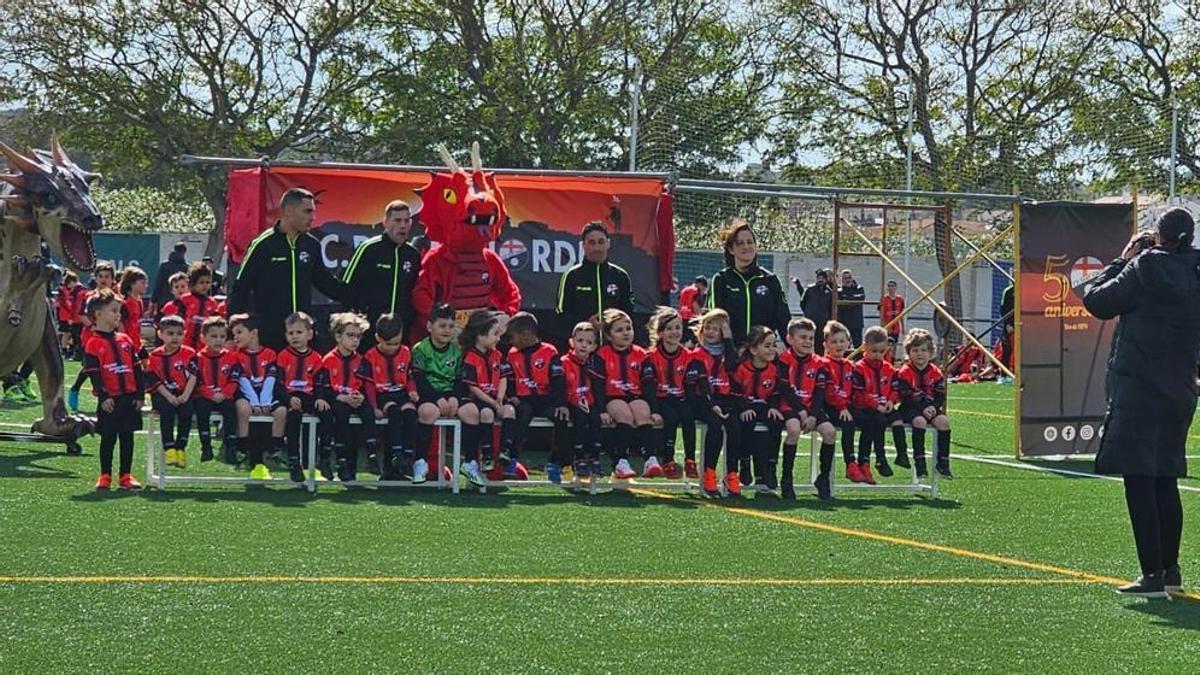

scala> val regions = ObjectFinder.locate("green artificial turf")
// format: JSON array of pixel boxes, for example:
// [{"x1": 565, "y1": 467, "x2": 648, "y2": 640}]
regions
[{"x1": 1, "y1": 364, "x2": 1199, "y2": 672}]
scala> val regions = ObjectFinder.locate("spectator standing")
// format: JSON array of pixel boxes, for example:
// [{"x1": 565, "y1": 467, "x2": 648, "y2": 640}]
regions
[
  {"x1": 837, "y1": 268, "x2": 866, "y2": 348},
  {"x1": 151, "y1": 242, "x2": 189, "y2": 309},
  {"x1": 795, "y1": 269, "x2": 834, "y2": 354},
  {"x1": 202, "y1": 256, "x2": 226, "y2": 296},
  {"x1": 879, "y1": 279, "x2": 905, "y2": 344},
  {"x1": 678, "y1": 276, "x2": 708, "y2": 321}
]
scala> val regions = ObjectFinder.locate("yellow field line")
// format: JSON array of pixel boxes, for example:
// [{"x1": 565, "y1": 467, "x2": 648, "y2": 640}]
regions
[
  {"x1": 947, "y1": 408, "x2": 1012, "y2": 420},
  {"x1": 0, "y1": 574, "x2": 1089, "y2": 587},
  {"x1": 627, "y1": 488, "x2": 1200, "y2": 602}
]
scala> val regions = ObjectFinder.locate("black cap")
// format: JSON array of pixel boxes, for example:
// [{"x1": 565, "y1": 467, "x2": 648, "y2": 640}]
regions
[
  {"x1": 173, "y1": 242, "x2": 187, "y2": 253},
  {"x1": 1156, "y1": 208, "x2": 1194, "y2": 246},
  {"x1": 201, "y1": 255, "x2": 214, "y2": 263}
]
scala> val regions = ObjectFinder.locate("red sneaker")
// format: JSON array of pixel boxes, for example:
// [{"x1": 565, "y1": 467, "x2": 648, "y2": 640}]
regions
[
  {"x1": 724, "y1": 471, "x2": 742, "y2": 497},
  {"x1": 662, "y1": 461, "x2": 682, "y2": 479},
  {"x1": 684, "y1": 459, "x2": 699, "y2": 479},
  {"x1": 857, "y1": 461, "x2": 876, "y2": 485},
  {"x1": 845, "y1": 462, "x2": 862, "y2": 483},
  {"x1": 94, "y1": 473, "x2": 112, "y2": 491},
  {"x1": 642, "y1": 457, "x2": 665, "y2": 478},
  {"x1": 118, "y1": 473, "x2": 141, "y2": 491},
  {"x1": 702, "y1": 468, "x2": 719, "y2": 494}
]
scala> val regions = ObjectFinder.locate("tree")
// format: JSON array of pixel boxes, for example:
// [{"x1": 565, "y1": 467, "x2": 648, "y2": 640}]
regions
[
  {"x1": 770, "y1": 0, "x2": 1114, "y2": 336},
  {"x1": 0, "y1": 0, "x2": 393, "y2": 262}
]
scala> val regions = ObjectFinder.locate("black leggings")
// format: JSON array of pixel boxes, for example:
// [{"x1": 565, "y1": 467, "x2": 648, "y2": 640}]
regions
[
  {"x1": 99, "y1": 430, "x2": 135, "y2": 475},
  {"x1": 569, "y1": 407, "x2": 604, "y2": 462},
  {"x1": 152, "y1": 393, "x2": 194, "y2": 450},
  {"x1": 655, "y1": 398, "x2": 696, "y2": 463},
  {"x1": 702, "y1": 399, "x2": 741, "y2": 473},
  {"x1": 1123, "y1": 475, "x2": 1184, "y2": 575},
  {"x1": 193, "y1": 398, "x2": 236, "y2": 449}
]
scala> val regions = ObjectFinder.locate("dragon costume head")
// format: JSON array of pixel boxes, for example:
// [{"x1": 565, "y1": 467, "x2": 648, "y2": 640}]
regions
[
  {"x1": 416, "y1": 141, "x2": 507, "y2": 251},
  {"x1": 1, "y1": 138, "x2": 102, "y2": 273}
]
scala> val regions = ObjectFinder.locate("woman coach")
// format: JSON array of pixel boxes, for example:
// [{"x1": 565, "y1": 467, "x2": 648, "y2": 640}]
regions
[
  {"x1": 708, "y1": 221, "x2": 790, "y2": 345},
  {"x1": 1083, "y1": 207, "x2": 1200, "y2": 598}
]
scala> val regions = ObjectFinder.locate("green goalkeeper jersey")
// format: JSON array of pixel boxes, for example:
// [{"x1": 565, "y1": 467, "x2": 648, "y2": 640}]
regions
[{"x1": 410, "y1": 337, "x2": 463, "y2": 397}]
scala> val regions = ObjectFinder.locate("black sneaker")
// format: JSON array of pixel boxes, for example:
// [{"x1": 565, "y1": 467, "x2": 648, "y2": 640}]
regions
[
  {"x1": 220, "y1": 441, "x2": 238, "y2": 464},
  {"x1": 894, "y1": 453, "x2": 911, "y2": 469},
  {"x1": 1165, "y1": 565, "x2": 1183, "y2": 593},
  {"x1": 781, "y1": 481, "x2": 796, "y2": 500},
  {"x1": 1116, "y1": 572, "x2": 1167, "y2": 598},
  {"x1": 813, "y1": 474, "x2": 831, "y2": 500},
  {"x1": 935, "y1": 461, "x2": 953, "y2": 479},
  {"x1": 914, "y1": 458, "x2": 928, "y2": 478},
  {"x1": 200, "y1": 446, "x2": 214, "y2": 462},
  {"x1": 337, "y1": 463, "x2": 356, "y2": 483},
  {"x1": 875, "y1": 461, "x2": 894, "y2": 478},
  {"x1": 289, "y1": 464, "x2": 305, "y2": 484},
  {"x1": 763, "y1": 471, "x2": 778, "y2": 491},
  {"x1": 317, "y1": 457, "x2": 334, "y2": 482}
]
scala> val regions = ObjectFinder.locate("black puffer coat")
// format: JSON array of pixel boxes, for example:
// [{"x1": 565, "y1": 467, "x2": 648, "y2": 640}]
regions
[{"x1": 1082, "y1": 247, "x2": 1200, "y2": 477}]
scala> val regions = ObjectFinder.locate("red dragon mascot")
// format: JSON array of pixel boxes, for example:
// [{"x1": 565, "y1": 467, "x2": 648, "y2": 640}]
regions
[{"x1": 412, "y1": 142, "x2": 521, "y2": 332}]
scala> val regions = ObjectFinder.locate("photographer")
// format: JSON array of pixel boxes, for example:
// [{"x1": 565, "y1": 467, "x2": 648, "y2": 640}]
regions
[{"x1": 1083, "y1": 208, "x2": 1200, "y2": 598}]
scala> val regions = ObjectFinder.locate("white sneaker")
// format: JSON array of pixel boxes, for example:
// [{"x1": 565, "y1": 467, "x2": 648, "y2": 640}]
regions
[
  {"x1": 459, "y1": 459, "x2": 485, "y2": 487},
  {"x1": 411, "y1": 459, "x2": 429, "y2": 484},
  {"x1": 613, "y1": 458, "x2": 636, "y2": 480},
  {"x1": 641, "y1": 455, "x2": 663, "y2": 478}
]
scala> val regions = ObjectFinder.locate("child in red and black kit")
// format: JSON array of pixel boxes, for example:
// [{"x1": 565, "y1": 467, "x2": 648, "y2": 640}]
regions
[
  {"x1": 894, "y1": 328, "x2": 952, "y2": 478},
  {"x1": 641, "y1": 307, "x2": 700, "y2": 479},
  {"x1": 850, "y1": 326, "x2": 904, "y2": 484},
  {"x1": 83, "y1": 289, "x2": 145, "y2": 491},
  {"x1": 276, "y1": 312, "x2": 334, "y2": 482},
  {"x1": 595, "y1": 308, "x2": 652, "y2": 480},
  {"x1": 320, "y1": 313, "x2": 377, "y2": 483},
  {"x1": 731, "y1": 325, "x2": 788, "y2": 494},
  {"x1": 561, "y1": 321, "x2": 606, "y2": 479},
  {"x1": 55, "y1": 271, "x2": 82, "y2": 357},
  {"x1": 691, "y1": 309, "x2": 742, "y2": 496},
  {"x1": 118, "y1": 265, "x2": 148, "y2": 353},
  {"x1": 160, "y1": 262, "x2": 219, "y2": 351},
  {"x1": 147, "y1": 314, "x2": 199, "y2": 469},
  {"x1": 457, "y1": 310, "x2": 516, "y2": 486},
  {"x1": 69, "y1": 261, "x2": 118, "y2": 411},
  {"x1": 821, "y1": 321, "x2": 859, "y2": 482},
  {"x1": 194, "y1": 316, "x2": 240, "y2": 463},
  {"x1": 501, "y1": 312, "x2": 569, "y2": 481},
  {"x1": 229, "y1": 313, "x2": 286, "y2": 478},
  {"x1": 779, "y1": 317, "x2": 838, "y2": 500},
  {"x1": 364, "y1": 313, "x2": 418, "y2": 481}
]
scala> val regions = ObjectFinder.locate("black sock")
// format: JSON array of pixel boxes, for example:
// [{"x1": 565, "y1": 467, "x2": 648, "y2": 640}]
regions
[
  {"x1": 911, "y1": 428, "x2": 926, "y2": 460},
  {"x1": 636, "y1": 424, "x2": 654, "y2": 459},
  {"x1": 841, "y1": 424, "x2": 855, "y2": 464},
  {"x1": 892, "y1": 426, "x2": 908, "y2": 457},
  {"x1": 704, "y1": 423, "x2": 723, "y2": 470},
  {"x1": 781, "y1": 442, "x2": 797, "y2": 485},
  {"x1": 414, "y1": 422, "x2": 433, "y2": 461},
  {"x1": 99, "y1": 433, "x2": 115, "y2": 474},
  {"x1": 118, "y1": 431, "x2": 135, "y2": 475},
  {"x1": 614, "y1": 423, "x2": 633, "y2": 461},
  {"x1": 274, "y1": 436, "x2": 289, "y2": 462},
  {"x1": 819, "y1": 442, "x2": 835, "y2": 476},
  {"x1": 400, "y1": 408, "x2": 417, "y2": 453},
  {"x1": 461, "y1": 423, "x2": 480, "y2": 464},
  {"x1": 857, "y1": 425, "x2": 873, "y2": 463},
  {"x1": 245, "y1": 436, "x2": 262, "y2": 467},
  {"x1": 499, "y1": 418, "x2": 517, "y2": 457},
  {"x1": 478, "y1": 421, "x2": 494, "y2": 464},
  {"x1": 937, "y1": 428, "x2": 952, "y2": 463}
]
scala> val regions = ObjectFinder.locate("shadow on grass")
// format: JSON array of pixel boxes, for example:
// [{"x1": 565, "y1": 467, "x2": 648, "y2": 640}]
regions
[
  {"x1": 1124, "y1": 596, "x2": 1200, "y2": 631},
  {"x1": 736, "y1": 494, "x2": 962, "y2": 513},
  {"x1": 1025, "y1": 459, "x2": 1098, "y2": 478},
  {"x1": 0, "y1": 449, "x2": 78, "y2": 479}
]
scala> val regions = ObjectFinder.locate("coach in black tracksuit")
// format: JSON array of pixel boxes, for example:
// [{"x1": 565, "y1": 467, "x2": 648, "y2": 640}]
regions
[
  {"x1": 344, "y1": 201, "x2": 422, "y2": 347},
  {"x1": 556, "y1": 221, "x2": 635, "y2": 337},
  {"x1": 709, "y1": 221, "x2": 790, "y2": 346},
  {"x1": 229, "y1": 188, "x2": 349, "y2": 350},
  {"x1": 1083, "y1": 207, "x2": 1200, "y2": 598}
]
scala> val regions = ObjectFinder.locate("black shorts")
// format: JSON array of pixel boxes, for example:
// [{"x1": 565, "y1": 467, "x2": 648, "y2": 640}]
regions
[
  {"x1": 97, "y1": 393, "x2": 143, "y2": 435},
  {"x1": 853, "y1": 407, "x2": 901, "y2": 427},
  {"x1": 417, "y1": 390, "x2": 456, "y2": 407},
  {"x1": 279, "y1": 391, "x2": 319, "y2": 413},
  {"x1": 377, "y1": 391, "x2": 414, "y2": 411},
  {"x1": 606, "y1": 394, "x2": 645, "y2": 405},
  {"x1": 900, "y1": 403, "x2": 942, "y2": 425}
]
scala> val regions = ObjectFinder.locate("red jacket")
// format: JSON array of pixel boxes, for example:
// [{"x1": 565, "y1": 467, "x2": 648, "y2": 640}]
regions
[
  {"x1": 851, "y1": 357, "x2": 900, "y2": 410},
  {"x1": 364, "y1": 345, "x2": 412, "y2": 397},
  {"x1": 196, "y1": 347, "x2": 240, "y2": 401},
  {"x1": 275, "y1": 346, "x2": 322, "y2": 396},
  {"x1": 562, "y1": 351, "x2": 604, "y2": 409},
  {"x1": 895, "y1": 361, "x2": 946, "y2": 413},
  {"x1": 596, "y1": 344, "x2": 648, "y2": 399},
  {"x1": 411, "y1": 247, "x2": 520, "y2": 338},
  {"x1": 506, "y1": 341, "x2": 564, "y2": 399},
  {"x1": 82, "y1": 330, "x2": 143, "y2": 399},
  {"x1": 822, "y1": 356, "x2": 855, "y2": 412},
  {"x1": 641, "y1": 344, "x2": 696, "y2": 401},
  {"x1": 463, "y1": 347, "x2": 503, "y2": 401},
  {"x1": 779, "y1": 348, "x2": 826, "y2": 413},
  {"x1": 146, "y1": 345, "x2": 198, "y2": 396},
  {"x1": 161, "y1": 292, "x2": 220, "y2": 350}
]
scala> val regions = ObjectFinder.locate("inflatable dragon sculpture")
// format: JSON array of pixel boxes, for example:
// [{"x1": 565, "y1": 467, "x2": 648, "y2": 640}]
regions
[{"x1": 0, "y1": 139, "x2": 100, "y2": 447}]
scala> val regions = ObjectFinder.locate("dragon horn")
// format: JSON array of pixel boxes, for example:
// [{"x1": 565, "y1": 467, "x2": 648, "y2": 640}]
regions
[
  {"x1": 435, "y1": 143, "x2": 461, "y2": 173},
  {"x1": 0, "y1": 173, "x2": 23, "y2": 188},
  {"x1": 470, "y1": 141, "x2": 482, "y2": 173},
  {"x1": 51, "y1": 134, "x2": 72, "y2": 166},
  {"x1": 0, "y1": 142, "x2": 44, "y2": 174}
]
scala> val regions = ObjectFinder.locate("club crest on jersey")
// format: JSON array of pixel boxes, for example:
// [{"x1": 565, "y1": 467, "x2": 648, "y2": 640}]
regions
[
  {"x1": 755, "y1": 284, "x2": 768, "y2": 296},
  {"x1": 298, "y1": 251, "x2": 311, "y2": 264},
  {"x1": 402, "y1": 260, "x2": 413, "y2": 273},
  {"x1": 606, "y1": 283, "x2": 618, "y2": 296},
  {"x1": 482, "y1": 271, "x2": 490, "y2": 282},
  {"x1": 534, "y1": 358, "x2": 546, "y2": 369}
]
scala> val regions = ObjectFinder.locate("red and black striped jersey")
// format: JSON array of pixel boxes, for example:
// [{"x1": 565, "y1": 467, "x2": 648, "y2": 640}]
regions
[
  {"x1": 731, "y1": 357, "x2": 787, "y2": 410},
  {"x1": 779, "y1": 348, "x2": 826, "y2": 412},
  {"x1": 690, "y1": 344, "x2": 736, "y2": 399},
  {"x1": 641, "y1": 344, "x2": 696, "y2": 400},
  {"x1": 321, "y1": 349, "x2": 373, "y2": 405},
  {"x1": 506, "y1": 341, "x2": 563, "y2": 398},
  {"x1": 463, "y1": 347, "x2": 503, "y2": 400},
  {"x1": 146, "y1": 345, "x2": 198, "y2": 395},
  {"x1": 852, "y1": 357, "x2": 900, "y2": 409},
  {"x1": 895, "y1": 361, "x2": 946, "y2": 412},
  {"x1": 120, "y1": 296, "x2": 143, "y2": 351},
  {"x1": 195, "y1": 347, "x2": 240, "y2": 400},
  {"x1": 236, "y1": 347, "x2": 277, "y2": 390},
  {"x1": 83, "y1": 330, "x2": 142, "y2": 399},
  {"x1": 822, "y1": 356, "x2": 855, "y2": 411},
  {"x1": 363, "y1": 344, "x2": 411, "y2": 396},
  {"x1": 596, "y1": 344, "x2": 647, "y2": 399},
  {"x1": 161, "y1": 292, "x2": 220, "y2": 350},
  {"x1": 562, "y1": 351, "x2": 604, "y2": 408},
  {"x1": 275, "y1": 346, "x2": 321, "y2": 395}
]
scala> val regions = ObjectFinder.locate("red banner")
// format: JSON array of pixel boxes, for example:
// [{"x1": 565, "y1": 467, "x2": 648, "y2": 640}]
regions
[{"x1": 224, "y1": 167, "x2": 673, "y2": 311}]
